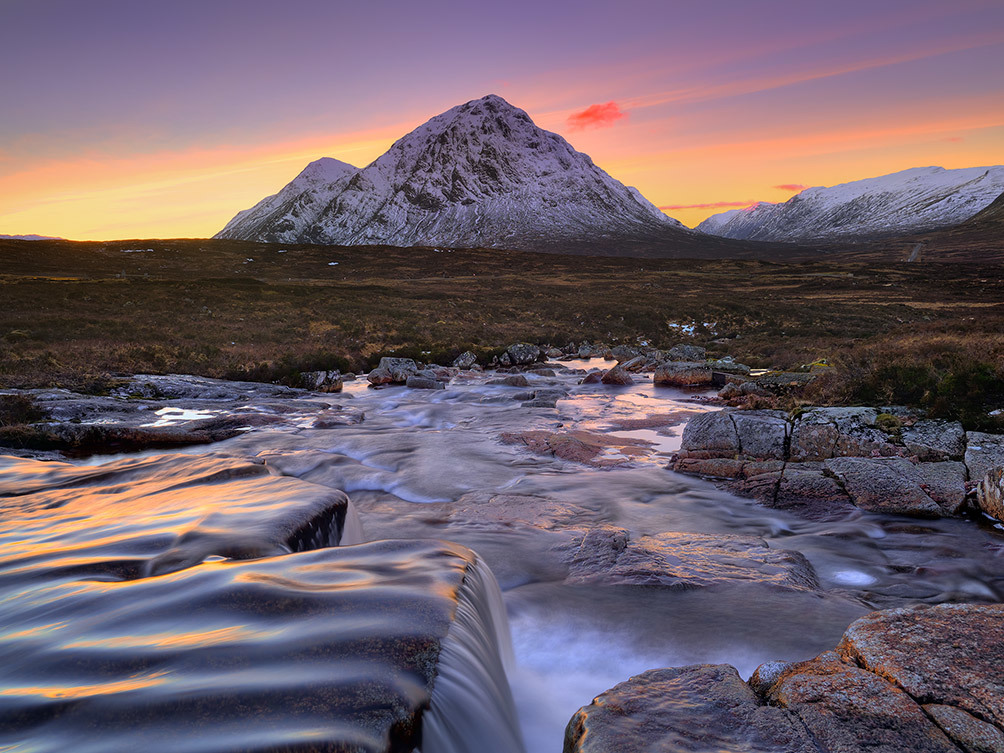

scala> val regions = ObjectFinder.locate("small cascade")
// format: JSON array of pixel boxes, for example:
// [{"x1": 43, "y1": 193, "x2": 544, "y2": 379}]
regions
[
  {"x1": 422, "y1": 556, "x2": 527, "y2": 753},
  {"x1": 286, "y1": 496, "x2": 364, "y2": 550},
  {"x1": 340, "y1": 499, "x2": 366, "y2": 545}
]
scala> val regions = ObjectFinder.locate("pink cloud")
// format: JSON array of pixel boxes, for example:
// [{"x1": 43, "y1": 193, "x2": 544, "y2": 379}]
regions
[
  {"x1": 567, "y1": 101, "x2": 627, "y2": 130},
  {"x1": 774, "y1": 183, "x2": 808, "y2": 192},
  {"x1": 659, "y1": 200, "x2": 757, "y2": 210}
]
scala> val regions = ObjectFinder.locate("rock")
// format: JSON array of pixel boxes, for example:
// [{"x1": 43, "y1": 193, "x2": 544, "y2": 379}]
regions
[
  {"x1": 564, "y1": 664, "x2": 817, "y2": 753},
  {"x1": 487, "y1": 374, "x2": 529, "y2": 387},
  {"x1": 924, "y1": 704, "x2": 1004, "y2": 753},
  {"x1": 667, "y1": 344, "x2": 706, "y2": 362},
  {"x1": 966, "y1": 432, "x2": 1004, "y2": 483},
  {"x1": 838, "y1": 603, "x2": 1004, "y2": 730},
  {"x1": 902, "y1": 419, "x2": 966, "y2": 461},
  {"x1": 765, "y1": 650, "x2": 959, "y2": 753},
  {"x1": 600, "y1": 364, "x2": 633, "y2": 385},
  {"x1": 754, "y1": 371, "x2": 817, "y2": 392},
  {"x1": 790, "y1": 407, "x2": 898, "y2": 462},
  {"x1": 707, "y1": 357, "x2": 751, "y2": 375},
  {"x1": 562, "y1": 528, "x2": 818, "y2": 591},
  {"x1": 610, "y1": 345, "x2": 641, "y2": 361},
  {"x1": 300, "y1": 369, "x2": 343, "y2": 392},
  {"x1": 653, "y1": 361, "x2": 713, "y2": 387},
  {"x1": 618, "y1": 355, "x2": 647, "y2": 372},
  {"x1": 773, "y1": 464, "x2": 854, "y2": 517},
  {"x1": 976, "y1": 467, "x2": 1004, "y2": 522},
  {"x1": 405, "y1": 375, "x2": 445, "y2": 390},
  {"x1": 580, "y1": 371, "x2": 603, "y2": 385},
  {"x1": 452, "y1": 351, "x2": 479, "y2": 369},
  {"x1": 545, "y1": 347, "x2": 563, "y2": 358},
  {"x1": 528, "y1": 367, "x2": 556, "y2": 377},
  {"x1": 824, "y1": 456, "x2": 943, "y2": 517},
  {"x1": 919, "y1": 461, "x2": 968, "y2": 513},
  {"x1": 732, "y1": 410, "x2": 789, "y2": 460},
  {"x1": 0, "y1": 538, "x2": 521, "y2": 753},
  {"x1": 679, "y1": 411, "x2": 740, "y2": 455},
  {"x1": 312, "y1": 407, "x2": 366, "y2": 428},
  {"x1": 368, "y1": 357, "x2": 418, "y2": 385},
  {"x1": 506, "y1": 343, "x2": 540, "y2": 365}
]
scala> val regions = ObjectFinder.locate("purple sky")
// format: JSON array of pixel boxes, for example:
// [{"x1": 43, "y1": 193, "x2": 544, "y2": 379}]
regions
[{"x1": 2, "y1": 0, "x2": 1002, "y2": 238}]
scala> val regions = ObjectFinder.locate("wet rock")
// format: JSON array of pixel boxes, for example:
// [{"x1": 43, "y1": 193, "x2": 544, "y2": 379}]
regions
[
  {"x1": 966, "y1": 432, "x2": 1004, "y2": 483},
  {"x1": 654, "y1": 360, "x2": 713, "y2": 387},
  {"x1": 902, "y1": 420, "x2": 966, "y2": 461},
  {"x1": 300, "y1": 369, "x2": 343, "y2": 392},
  {"x1": 506, "y1": 342, "x2": 540, "y2": 365},
  {"x1": 112, "y1": 374, "x2": 304, "y2": 401},
  {"x1": 923, "y1": 704, "x2": 1004, "y2": 753},
  {"x1": 976, "y1": 467, "x2": 1004, "y2": 523},
  {"x1": 368, "y1": 357, "x2": 418, "y2": 385},
  {"x1": 564, "y1": 664, "x2": 816, "y2": 753},
  {"x1": 580, "y1": 371, "x2": 603, "y2": 385},
  {"x1": 528, "y1": 367, "x2": 556, "y2": 377},
  {"x1": 600, "y1": 364, "x2": 633, "y2": 385},
  {"x1": 487, "y1": 374, "x2": 529, "y2": 388},
  {"x1": 562, "y1": 528, "x2": 818, "y2": 591},
  {"x1": 452, "y1": 350, "x2": 479, "y2": 369},
  {"x1": 0, "y1": 539, "x2": 519, "y2": 753},
  {"x1": 773, "y1": 464, "x2": 854, "y2": 516},
  {"x1": 823, "y1": 456, "x2": 945, "y2": 517},
  {"x1": 312, "y1": 406, "x2": 366, "y2": 428},
  {"x1": 499, "y1": 430, "x2": 649, "y2": 467},
  {"x1": 765, "y1": 650, "x2": 958, "y2": 753},
  {"x1": 667, "y1": 344, "x2": 706, "y2": 362},
  {"x1": 405, "y1": 375, "x2": 445, "y2": 390},
  {"x1": 838, "y1": 603, "x2": 1004, "y2": 729},
  {"x1": 545, "y1": 347, "x2": 563, "y2": 358}
]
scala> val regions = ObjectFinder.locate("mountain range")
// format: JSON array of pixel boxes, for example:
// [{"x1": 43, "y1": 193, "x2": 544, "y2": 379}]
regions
[
  {"x1": 216, "y1": 95, "x2": 696, "y2": 254},
  {"x1": 696, "y1": 166, "x2": 1004, "y2": 242}
]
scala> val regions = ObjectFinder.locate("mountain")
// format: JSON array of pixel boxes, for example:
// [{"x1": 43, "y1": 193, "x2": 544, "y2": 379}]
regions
[
  {"x1": 216, "y1": 95, "x2": 692, "y2": 253},
  {"x1": 696, "y1": 166, "x2": 1004, "y2": 242},
  {"x1": 0, "y1": 234, "x2": 63, "y2": 241}
]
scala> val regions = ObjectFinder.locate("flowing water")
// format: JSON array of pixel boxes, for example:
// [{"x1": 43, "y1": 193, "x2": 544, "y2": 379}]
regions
[{"x1": 2, "y1": 360, "x2": 1003, "y2": 752}]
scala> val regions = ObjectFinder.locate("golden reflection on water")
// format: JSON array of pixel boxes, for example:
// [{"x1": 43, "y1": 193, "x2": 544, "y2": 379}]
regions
[
  {"x1": 0, "y1": 670, "x2": 171, "y2": 699},
  {"x1": 62, "y1": 625, "x2": 282, "y2": 650}
]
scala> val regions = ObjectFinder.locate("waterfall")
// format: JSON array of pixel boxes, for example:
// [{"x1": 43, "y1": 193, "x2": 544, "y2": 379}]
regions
[{"x1": 422, "y1": 555, "x2": 527, "y2": 753}]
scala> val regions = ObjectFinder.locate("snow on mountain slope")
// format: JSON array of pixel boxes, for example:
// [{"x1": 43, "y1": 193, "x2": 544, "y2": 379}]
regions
[
  {"x1": 217, "y1": 158, "x2": 358, "y2": 241},
  {"x1": 695, "y1": 166, "x2": 1004, "y2": 242},
  {"x1": 216, "y1": 95, "x2": 685, "y2": 250}
]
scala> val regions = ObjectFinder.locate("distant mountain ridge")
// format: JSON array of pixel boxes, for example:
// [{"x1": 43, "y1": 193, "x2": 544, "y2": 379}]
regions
[
  {"x1": 696, "y1": 166, "x2": 1004, "y2": 242},
  {"x1": 216, "y1": 95, "x2": 690, "y2": 252}
]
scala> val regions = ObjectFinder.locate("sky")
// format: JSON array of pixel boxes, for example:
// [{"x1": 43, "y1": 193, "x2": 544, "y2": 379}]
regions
[{"x1": 1, "y1": 0, "x2": 1002, "y2": 239}]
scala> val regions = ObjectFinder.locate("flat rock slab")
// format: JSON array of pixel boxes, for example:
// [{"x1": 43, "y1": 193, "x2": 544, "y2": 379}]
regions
[
  {"x1": 0, "y1": 453, "x2": 355, "y2": 580},
  {"x1": 561, "y1": 527, "x2": 819, "y2": 591},
  {"x1": 824, "y1": 456, "x2": 965, "y2": 517},
  {"x1": 564, "y1": 665, "x2": 817, "y2": 753},
  {"x1": 0, "y1": 540, "x2": 493, "y2": 753}
]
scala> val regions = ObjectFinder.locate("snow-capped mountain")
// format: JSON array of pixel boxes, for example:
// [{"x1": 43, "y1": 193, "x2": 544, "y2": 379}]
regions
[
  {"x1": 216, "y1": 95, "x2": 686, "y2": 251},
  {"x1": 696, "y1": 166, "x2": 1004, "y2": 242}
]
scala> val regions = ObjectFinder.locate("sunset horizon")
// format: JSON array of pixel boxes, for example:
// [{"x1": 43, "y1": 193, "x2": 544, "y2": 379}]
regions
[{"x1": 3, "y1": 0, "x2": 1002, "y2": 240}]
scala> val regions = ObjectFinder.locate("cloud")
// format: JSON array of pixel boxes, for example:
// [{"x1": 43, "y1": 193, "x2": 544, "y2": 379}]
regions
[
  {"x1": 774, "y1": 183, "x2": 808, "y2": 192},
  {"x1": 659, "y1": 200, "x2": 758, "y2": 210},
  {"x1": 942, "y1": 136, "x2": 964, "y2": 142},
  {"x1": 567, "y1": 101, "x2": 627, "y2": 130}
]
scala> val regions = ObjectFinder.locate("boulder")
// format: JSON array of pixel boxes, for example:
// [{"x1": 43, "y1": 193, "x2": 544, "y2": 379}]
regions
[
  {"x1": 545, "y1": 347, "x2": 563, "y2": 358},
  {"x1": 600, "y1": 364, "x2": 633, "y2": 386},
  {"x1": 838, "y1": 603, "x2": 1004, "y2": 729},
  {"x1": 707, "y1": 357, "x2": 751, "y2": 375},
  {"x1": 610, "y1": 345, "x2": 642, "y2": 361},
  {"x1": 618, "y1": 355, "x2": 647, "y2": 372},
  {"x1": 790, "y1": 407, "x2": 898, "y2": 462},
  {"x1": 765, "y1": 650, "x2": 959, "y2": 753},
  {"x1": 678, "y1": 409, "x2": 787, "y2": 460},
  {"x1": 405, "y1": 375, "x2": 445, "y2": 390},
  {"x1": 368, "y1": 357, "x2": 418, "y2": 385},
  {"x1": 300, "y1": 369, "x2": 343, "y2": 393},
  {"x1": 902, "y1": 419, "x2": 966, "y2": 461},
  {"x1": 564, "y1": 665, "x2": 817, "y2": 753},
  {"x1": 487, "y1": 374, "x2": 529, "y2": 388},
  {"x1": 679, "y1": 411, "x2": 740, "y2": 455},
  {"x1": 667, "y1": 344, "x2": 706, "y2": 362},
  {"x1": 506, "y1": 342, "x2": 541, "y2": 365},
  {"x1": 923, "y1": 704, "x2": 1004, "y2": 753},
  {"x1": 754, "y1": 371, "x2": 817, "y2": 392},
  {"x1": 976, "y1": 466, "x2": 1004, "y2": 523},
  {"x1": 823, "y1": 456, "x2": 944, "y2": 517},
  {"x1": 966, "y1": 432, "x2": 1004, "y2": 483},
  {"x1": 653, "y1": 361, "x2": 713, "y2": 387},
  {"x1": 580, "y1": 371, "x2": 603, "y2": 385},
  {"x1": 452, "y1": 351, "x2": 479, "y2": 369}
]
